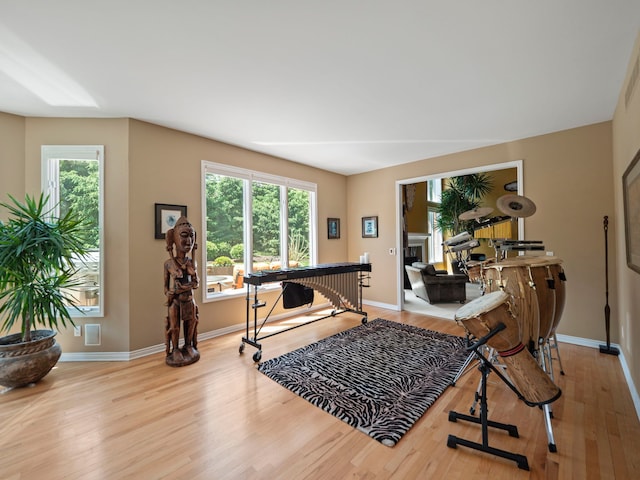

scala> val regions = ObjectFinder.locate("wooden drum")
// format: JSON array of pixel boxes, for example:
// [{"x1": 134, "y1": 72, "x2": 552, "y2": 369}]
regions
[
  {"x1": 483, "y1": 258, "x2": 541, "y2": 351},
  {"x1": 518, "y1": 256, "x2": 566, "y2": 342},
  {"x1": 455, "y1": 290, "x2": 561, "y2": 406},
  {"x1": 465, "y1": 258, "x2": 495, "y2": 286}
]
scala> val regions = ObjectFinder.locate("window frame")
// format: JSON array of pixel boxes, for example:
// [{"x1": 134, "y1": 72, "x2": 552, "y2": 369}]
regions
[
  {"x1": 41, "y1": 145, "x2": 105, "y2": 317},
  {"x1": 426, "y1": 179, "x2": 444, "y2": 263},
  {"x1": 201, "y1": 161, "x2": 318, "y2": 302}
]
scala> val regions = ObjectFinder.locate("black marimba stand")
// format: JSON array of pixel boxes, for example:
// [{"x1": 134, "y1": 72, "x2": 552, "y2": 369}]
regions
[
  {"x1": 239, "y1": 262, "x2": 371, "y2": 362},
  {"x1": 447, "y1": 323, "x2": 530, "y2": 471}
]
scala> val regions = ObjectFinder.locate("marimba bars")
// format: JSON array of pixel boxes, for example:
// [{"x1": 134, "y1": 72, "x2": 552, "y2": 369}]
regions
[{"x1": 239, "y1": 262, "x2": 371, "y2": 362}]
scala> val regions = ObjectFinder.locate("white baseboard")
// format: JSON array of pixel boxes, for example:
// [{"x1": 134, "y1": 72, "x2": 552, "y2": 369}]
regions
[
  {"x1": 362, "y1": 299, "x2": 400, "y2": 311},
  {"x1": 60, "y1": 351, "x2": 131, "y2": 361},
  {"x1": 59, "y1": 302, "x2": 333, "y2": 362}
]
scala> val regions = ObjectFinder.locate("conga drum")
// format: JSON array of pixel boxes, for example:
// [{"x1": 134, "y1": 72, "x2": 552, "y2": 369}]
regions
[
  {"x1": 466, "y1": 258, "x2": 495, "y2": 287},
  {"x1": 519, "y1": 256, "x2": 567, "y2": 342},
  {"x1": 518, "y1": 256, "x2": 556, "y2": 343},
  {"x1": 483, "y1": 258, "x2": 540, "y2": 351},
  {"x1": 545, "y1": 257, "x2": 566, "y2": 336},
  {"x1": 465, "y1": 261, "x2": 483, "y2": 284},
  {"x1": 455, "y1": 290, "x2": 561, "y2": 406}
]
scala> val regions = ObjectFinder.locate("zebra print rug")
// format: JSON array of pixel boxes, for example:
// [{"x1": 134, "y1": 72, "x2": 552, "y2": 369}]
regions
[{"x1": 257, "y1": 318, "x2": 468, "y2": 447}]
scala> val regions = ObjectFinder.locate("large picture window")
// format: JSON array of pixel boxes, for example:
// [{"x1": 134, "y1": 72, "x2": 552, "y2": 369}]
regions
[
  {"x1": 202, "y1": 161, "x2": 316, "y2": 299},
  {"x1": 42, "y1": 145, "x2": 104, "y2": 316}
]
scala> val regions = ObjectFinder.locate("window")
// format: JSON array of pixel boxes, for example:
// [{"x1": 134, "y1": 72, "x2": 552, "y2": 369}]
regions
[
  {"x1": 202, "y1": 161, "x2": 317, "y2": 299},
  {"x1": 287, "y1": 187, "x2": 311, "y2": 266},
  {"x1": 42, "y1": 145, "x2": 104, "y2": 316},
  {"x1": 427, "y1": 179, "x2": 444, "y2": 263}
]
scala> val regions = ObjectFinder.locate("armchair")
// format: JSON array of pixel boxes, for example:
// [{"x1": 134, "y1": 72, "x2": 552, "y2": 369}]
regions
[{"x1": 405, "y1": 262, "x2": 467, "y2": 304}]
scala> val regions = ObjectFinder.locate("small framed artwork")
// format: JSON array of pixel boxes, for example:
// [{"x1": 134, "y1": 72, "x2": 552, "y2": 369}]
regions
[
  {"x1": 327, "y1": 218, "x2": 340, "y2": 239},
  {"x1": 623, "y1": 148, "x2": 640, "y2": 274},
  {"x1": 155, "y1": 203, "x2": 187, "y2": 239},
  {"x1": 362, "y1": 216, "x2": 378, "y2": 238}
]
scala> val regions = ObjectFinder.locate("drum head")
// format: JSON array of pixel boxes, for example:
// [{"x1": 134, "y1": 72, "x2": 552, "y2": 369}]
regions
[
  {"x1": 519, "y1": 255, "x2": 563, "y2": 266},
  {"x1": 486, "y1": 255, "x2": 563, "y2": 268},
  {"x1": 484, "y1": 257, "x2": 530, "y2": 269},
  {"x1": 455, "y1": 290, "x2": 509, "y2": 321}
]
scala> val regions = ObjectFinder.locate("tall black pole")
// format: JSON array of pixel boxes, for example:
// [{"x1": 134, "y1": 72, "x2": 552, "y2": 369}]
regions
[{"x1": 600, "y1": 216, "x2": 619, "y2": 355}]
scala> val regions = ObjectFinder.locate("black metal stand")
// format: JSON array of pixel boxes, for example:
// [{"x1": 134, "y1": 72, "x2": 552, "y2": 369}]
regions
[
  {"x1": 451, "y1": 332, "x2": 478, "y2": 386},
  {"x1": 599, "y1": 345, "x2": 620, "y2": 355},
  {"x1": 600, "y1": 216, "x2": 620, "y2": 356},
  {"x1": 239, "y1": 268, "x2": 370, "y2": 362},
  {"x1": 447, "y1": 324, "x2": 530, "y2": 471}
]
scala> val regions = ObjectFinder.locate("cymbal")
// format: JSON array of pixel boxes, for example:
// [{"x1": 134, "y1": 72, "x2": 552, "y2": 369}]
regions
[
  {"x1": 497, "y1": 194, "x2": 537, "y2": 217},
  {"x1": 459, "y1": 207, "x2": 494, "y2": 221}
]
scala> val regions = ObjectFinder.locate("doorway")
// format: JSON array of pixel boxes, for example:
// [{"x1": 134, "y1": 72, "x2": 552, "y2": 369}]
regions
[{"x1": 396, "y1": 160, "x2": 524, "y2": 313}]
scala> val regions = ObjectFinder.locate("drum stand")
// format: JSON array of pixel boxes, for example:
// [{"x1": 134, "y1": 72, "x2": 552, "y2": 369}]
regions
[
  {"x1": 447, "y1": 323, "x2": 530, "y2": 471},
  {"x1": 537, "y1": 344, "x2": 557, "y2": 453},
  {"x1": 451, "y1": 351, "x2": 476, "y2": 386},
  {"x1": 451, "y1": 332, "x2": 482, "y2": 386},
  {"x1": 546, "y1": 332, "x2": 565, "y2": 375},
  {"x1": 538, "y1": 333, "x2": 565, "y2": 453},
  {"x1": 468, "y1": 347, "x2": 507, "y2": 415}
]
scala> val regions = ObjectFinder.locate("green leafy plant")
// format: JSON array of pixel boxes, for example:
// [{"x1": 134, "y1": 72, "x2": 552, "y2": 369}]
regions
[
  {"x1": 288, "y1": 232, "x2": 309, "y2": 265},
  {"x1": 436, "y1": 173, "x2": 493, "y2": 235},
  {"x1": 229, "y1": 243, "x2": 244, "y2": 261},
  {"x1": 0, "y1": 194, "x2": 89, "y2": 343},
  {"x1": 206, "y1": 241, "x2": 217, "y2": 262},
  {"x1": 207, "y1": 241, "x2": 232, "y2": 262},
  {"x1": 213, "y1": 256, "x2": 233, "y2": 267}
]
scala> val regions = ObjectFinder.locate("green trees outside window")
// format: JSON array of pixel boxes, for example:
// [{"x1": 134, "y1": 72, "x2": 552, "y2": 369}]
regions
[{"x1": 204, "y1": 165, "x2": 315, "y2": 296}]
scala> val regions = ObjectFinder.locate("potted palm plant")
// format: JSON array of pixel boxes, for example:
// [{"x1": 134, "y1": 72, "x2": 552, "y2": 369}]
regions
[
  {"x1": 436, "y1": 173, "x2": 494, "y2": 236},
  {"x1": 0, "y1": 193, "x2": 88, "y2": 388},
  {"x1": 436, "y1": 173, "x2": 493, "y2": 274}
]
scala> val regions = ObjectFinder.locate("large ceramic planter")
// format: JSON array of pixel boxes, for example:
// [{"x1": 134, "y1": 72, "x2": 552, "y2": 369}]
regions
[{"x1": 0, "y1": 330, "x2": 62, "y2": 388}]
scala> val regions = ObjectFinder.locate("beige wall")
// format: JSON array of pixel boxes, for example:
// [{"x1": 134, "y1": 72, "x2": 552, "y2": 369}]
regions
[
  {"x1": 0, "y1": 114, "x2": 625, "y2": 360},
  {"x1": 22, "y1": 118, "x2": 132, "y2": 352},
  {"x1": 0, "y1": 112, "x2": 26, "y2": 215},
  {"x1": 126, "y1": 119, "x2": 348, "y2": 350},
  {"x1": 612, "y1": 30, "x2": 640, "y2": 405},
  {"x1": 3, "y1": 116, "x2": 347, "y2": 352},
  {"x1": 347, "y1": 122, "x2": 615, "y2": 346}
]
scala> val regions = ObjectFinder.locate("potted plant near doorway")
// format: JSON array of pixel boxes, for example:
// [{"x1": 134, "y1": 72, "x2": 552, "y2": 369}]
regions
[
  {"x1": 0, "y1": 194, "x2": 88, "y2": 388},
  {"x1": 435, "y1": 173, "x2": 493, "y2": 273},
  {"x1": 435, "y1": 173, "x2": 494, "y2": 237}
]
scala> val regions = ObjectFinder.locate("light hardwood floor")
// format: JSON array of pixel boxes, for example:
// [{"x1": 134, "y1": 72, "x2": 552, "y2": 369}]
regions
[{"x1": 1, "y1": 305, "x2": 639, "y2": 479}]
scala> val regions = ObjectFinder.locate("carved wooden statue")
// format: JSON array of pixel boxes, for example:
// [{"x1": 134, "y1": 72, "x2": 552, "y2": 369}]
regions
[{"x1": 164, "y1": 216, "x2": 200, "y2": 367}]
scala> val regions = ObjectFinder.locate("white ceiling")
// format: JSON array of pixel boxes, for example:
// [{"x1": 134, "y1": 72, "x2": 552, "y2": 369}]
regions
[{"x1": 1, "y1": 1, "x2": 638, "y2": 176}]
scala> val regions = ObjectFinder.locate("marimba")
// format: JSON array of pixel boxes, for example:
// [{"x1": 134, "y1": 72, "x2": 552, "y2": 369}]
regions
[{"x1": 240, "y1": 262, "x2": 371, "y2": 361}]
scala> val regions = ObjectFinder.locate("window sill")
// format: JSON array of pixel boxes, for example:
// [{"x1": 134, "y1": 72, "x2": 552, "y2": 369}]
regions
[{"x1": 203, "y1": 283, "x2": 281, "y2": 303}]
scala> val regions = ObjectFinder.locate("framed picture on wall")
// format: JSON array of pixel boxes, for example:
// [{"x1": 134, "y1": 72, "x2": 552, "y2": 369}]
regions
[
  {"x1": 327, "y1": 218, "x2": 340, "y2": 239},
  {"x1": 155, "y1": 203, "x2": 187, "y2": 239},
  {"x1": 362, "y1": 216, "x2": 378, "y2": 238},
  {"x1": 623, "y1": 148, "x2": 640, "y2": 274}
]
